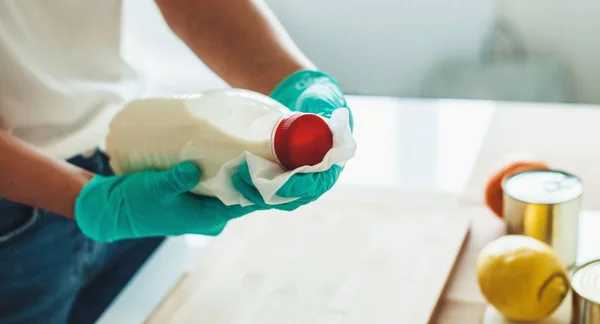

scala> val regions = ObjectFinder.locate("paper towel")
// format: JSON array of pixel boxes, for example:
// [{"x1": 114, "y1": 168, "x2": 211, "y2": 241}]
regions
[{"x1": 199, "y1": 108, "x2": 357, "y2": 206}]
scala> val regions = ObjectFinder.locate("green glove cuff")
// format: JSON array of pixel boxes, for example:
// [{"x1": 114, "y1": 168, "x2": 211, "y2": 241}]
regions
[
  {"x1": 270, "y1": 70, "x2": 341, "y2": 107},
  {"x1": 270, "y1": 69, "x2": 354, "y2": 131}
]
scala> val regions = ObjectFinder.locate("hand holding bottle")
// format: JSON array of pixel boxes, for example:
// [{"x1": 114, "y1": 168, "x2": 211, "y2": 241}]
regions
[
  {"x1": 232, "y1": 70, "x2": 354, "y2": 210},
  {"x1": 75, "y1": 162, "x2": 264, "y2": 242}
]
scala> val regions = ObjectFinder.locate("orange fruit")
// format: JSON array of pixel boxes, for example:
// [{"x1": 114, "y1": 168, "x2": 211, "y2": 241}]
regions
[{"x1": 484, "y1": 161, "x2": 550, "y2": 218}]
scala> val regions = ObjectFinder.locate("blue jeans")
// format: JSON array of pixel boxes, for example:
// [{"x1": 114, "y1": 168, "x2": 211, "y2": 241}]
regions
[{"x1": 0, "y1": 150, "x2": 164, "y2": 324}]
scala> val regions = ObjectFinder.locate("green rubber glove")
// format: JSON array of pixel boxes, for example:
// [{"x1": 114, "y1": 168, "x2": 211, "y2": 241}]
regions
[
  {"x1": 231, "y1": 70, "x2": 353, "y2": 211},
  {"x1": 75, "y1": 161, "x2": 263, "y2": 242}
]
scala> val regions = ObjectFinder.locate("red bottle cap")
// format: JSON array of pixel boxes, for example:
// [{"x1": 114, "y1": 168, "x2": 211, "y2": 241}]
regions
[{"x1": 273, "y1": 113, "x2": 334, "y2": 170}]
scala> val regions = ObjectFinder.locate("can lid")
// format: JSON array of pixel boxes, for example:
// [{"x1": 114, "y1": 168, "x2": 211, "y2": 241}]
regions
[
  {"x1": 502, "y1": 170, "x2": 583, "y2": 204},
  {"x1": 273, "y1": 113, "x2": 333, "y2": 170},
  {"x1": 572, "y1": 260, "x2": 600, "y2": 303}
]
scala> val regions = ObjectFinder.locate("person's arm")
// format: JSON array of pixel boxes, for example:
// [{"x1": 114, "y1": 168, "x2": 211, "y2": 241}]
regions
[
  {"x1": 154, "y1": 0, "x2": 315, "y2": 95},
  {"x1": 0, "y1": 130, "x2": 93, "y2": 219}
]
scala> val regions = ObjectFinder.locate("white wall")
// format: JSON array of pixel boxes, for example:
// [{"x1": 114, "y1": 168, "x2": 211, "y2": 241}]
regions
[
  {"x1": 121, "y1": 0, "x2": 493, "y2": 97},
  {"x1": 121, "y1": 1, "x2": 600, "y2": 104},
  {"x1": 270, "y1": 0, "x2": 600, "y2": 104},
  {"x1": 500, "y1": 0, "x2": 600, "y2": 104},
  {"x1": 264, "y1": 0, "x2": 494, "y2": 96}
]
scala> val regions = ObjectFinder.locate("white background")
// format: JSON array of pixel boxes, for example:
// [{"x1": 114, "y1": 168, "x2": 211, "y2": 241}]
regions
[{"x1": 122, "y1": 0, "x2": 600, "y2": 104}]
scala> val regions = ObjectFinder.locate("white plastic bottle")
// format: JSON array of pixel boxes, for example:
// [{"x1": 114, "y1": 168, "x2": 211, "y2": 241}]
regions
[{"x1": 105, "y1": 88, "x2": 334, "y2": 196}]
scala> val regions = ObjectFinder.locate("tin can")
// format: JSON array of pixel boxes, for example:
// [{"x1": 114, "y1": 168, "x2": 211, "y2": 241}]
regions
[
  {"x1": 571, "y1": 259, "x2": 600, "y2": 323},
  {"x1": 502, "y1": 169, "x2": 583, "y2": 268}
]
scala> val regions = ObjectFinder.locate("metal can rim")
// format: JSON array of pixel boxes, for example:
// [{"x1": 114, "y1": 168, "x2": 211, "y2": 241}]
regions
[
  {"x1": 501, "y1": 169, "x2": 583, "y2": 205},
  {"x1": 572, "y1": 259, "x2": 600, "y2": 306}
]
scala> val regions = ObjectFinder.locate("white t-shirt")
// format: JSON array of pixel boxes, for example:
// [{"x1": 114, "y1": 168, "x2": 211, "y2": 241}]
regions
[{"x1": 0, "y1": 1, "x2": 144, "y2": 159}]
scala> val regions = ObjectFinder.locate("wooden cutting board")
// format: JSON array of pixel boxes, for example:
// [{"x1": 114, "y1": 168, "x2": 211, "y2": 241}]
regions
[{"x1": 146, "y1": 187, "x2": 472, "y2": 324}]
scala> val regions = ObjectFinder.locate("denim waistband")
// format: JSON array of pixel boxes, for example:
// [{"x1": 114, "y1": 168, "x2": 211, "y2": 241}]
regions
[{"x1": 0, "y1": 149, "x2": 113, "y2": 241}]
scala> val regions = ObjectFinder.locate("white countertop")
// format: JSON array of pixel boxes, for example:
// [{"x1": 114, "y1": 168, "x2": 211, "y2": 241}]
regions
[{"x1": 98, "y1": 96, "x2": 600, "y2": 323}]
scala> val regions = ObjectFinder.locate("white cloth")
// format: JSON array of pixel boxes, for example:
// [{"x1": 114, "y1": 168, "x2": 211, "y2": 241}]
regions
[
  {"x1": 0, "y1": 1, "x2": 143, "y2": 159},
  {"x1": 201, "y1": 108, "x2": 357, "y2": 206}
]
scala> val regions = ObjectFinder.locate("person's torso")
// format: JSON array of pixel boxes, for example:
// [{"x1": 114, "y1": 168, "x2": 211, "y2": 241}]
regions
[{"x1": 0, "y1": 0, "x2": 144, "y2": 158}]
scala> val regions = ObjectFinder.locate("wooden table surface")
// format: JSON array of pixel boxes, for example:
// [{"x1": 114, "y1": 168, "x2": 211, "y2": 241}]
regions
[
  {"x1": 98, "y1": 96, "x2": 600, "y2": 323},
  {"x1": 340, "y1": 97, "x2": 600, "y2": 323},
  {"x1": 434, "y1": 100, "x2": 600, "y2": 324}
]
